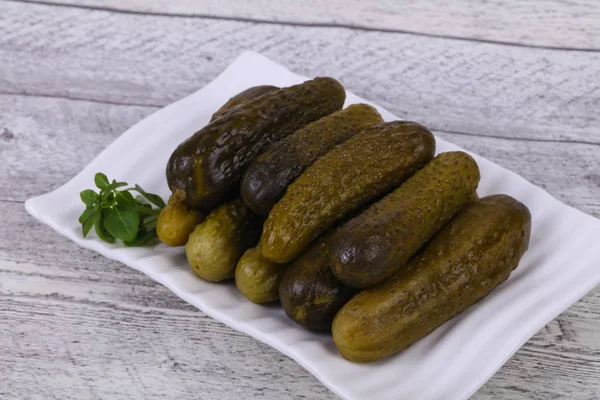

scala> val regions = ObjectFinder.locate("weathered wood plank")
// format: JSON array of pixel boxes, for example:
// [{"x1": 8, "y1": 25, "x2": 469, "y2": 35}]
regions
[
  {"x1": 0, "y1": 94, "x2": 155, "y2": 202},
  {"x1": 2, "y1": 94, "x2": 599, "y2": 397},
  {"x1": 12, "y1": 0, "x2": 600, "y2": 49},
  {"x1": 3, "y1": 93, "x2": 599, "y2": 219},
  {"x1": 2, "y1": 199, "x2": 600, "y2": 400},
  {"x1": 2, "y1": 91, "x2": 599, "y2": 398},
  {"x1": 1, "y1": 2, "x2": 599, "y2": 144},
  {"x1": 2, "y1": 2, "x2": 600, "y2": 399},
  {"x1": 1, "y1": 291, "x2": 337, "y2": 399}
]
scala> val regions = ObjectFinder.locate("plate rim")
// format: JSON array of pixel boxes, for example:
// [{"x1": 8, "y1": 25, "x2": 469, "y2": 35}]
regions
[{"x1": 24, "y1": 50, "x2": 600, "y2": 400}]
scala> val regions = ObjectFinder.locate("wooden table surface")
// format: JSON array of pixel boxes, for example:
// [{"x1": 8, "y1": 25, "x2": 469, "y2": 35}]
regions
[{"x1": 2, "y1": 1, "x2": 599, "y2": 399}]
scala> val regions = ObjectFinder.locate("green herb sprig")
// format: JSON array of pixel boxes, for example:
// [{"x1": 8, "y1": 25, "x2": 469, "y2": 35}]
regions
[{"x1": 78, "y1": 173, "x2": 166, "y2": 246}]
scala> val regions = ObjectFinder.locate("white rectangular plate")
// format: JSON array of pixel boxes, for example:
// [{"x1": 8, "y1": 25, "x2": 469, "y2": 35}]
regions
[{"x1": 25, "y1": 51, "x2": 600, "y2": 400}]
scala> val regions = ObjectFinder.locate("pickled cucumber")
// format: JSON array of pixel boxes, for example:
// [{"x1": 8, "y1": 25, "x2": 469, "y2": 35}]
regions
[
  {"x1": 330, "y1": 151, "x2": 480, "y2": 288},
  {"x1": 186, "y1": 199, "x2": 262, "y2": 282},
  {"x1": 235, "y1": 246, "x2": 284, "y2": 304},
  {"x1": 241, "y1": 104, "x2": 383, "y2": 216},
  {"x1": 332, "y1": 195, "x2": 531, "y2": 362},
  {"x1": 167, "y1": 78, "x2": 346, "y2": 210},
  {"x1": 261, "y1": 121, "x2": 436, "y2": 264},
  {"x1": 156, "y1": 190, "x2": 205, "y2": 247},
  {"x1": 279, "y1": 235, "x2": 356, "y2": 331},
  {"x1": 211, "y1": 85, "x2": 278, "y2": 121}
]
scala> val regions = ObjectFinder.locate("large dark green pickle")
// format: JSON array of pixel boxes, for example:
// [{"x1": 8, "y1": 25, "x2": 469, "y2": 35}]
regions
[
  {"x1": 279, "y1": 235, "x2": 356, "y2": 332},
  {"x1": 167, "y1": 78, "x2": 346, "y2": 210},
  {"x1": 157, "y1": 86, "x2": 277, "y2": 247},
  {"x1": 330, "y1": 151, "x2": 480, "y2": 288},
  {"x1": 261, "y1": 121, "x2": 436, "y2": 264},
  {"x1": 332, "y1": 195, "x2": 532, "y2": 362},
  {"x1": 211, "y1": 85, "x2": 279, "y2": 121},
  {"x1": 241, "y1": 104, "x2": 383, "y2": 216}
]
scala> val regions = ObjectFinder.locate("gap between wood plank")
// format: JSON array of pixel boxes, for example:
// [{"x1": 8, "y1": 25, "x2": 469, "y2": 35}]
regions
[
  {"x1": 0, "y1": 91, "x2": 163, "y2": 109},
  {"x1": 2, "y1": 91, "x2": 599, "y2": 148},
  {"x1": 6, "y1": 0, "x2": 600, "y2": 53},
  {"x1": 437, "y1": 129, "x2": 600, "y2": 147}
]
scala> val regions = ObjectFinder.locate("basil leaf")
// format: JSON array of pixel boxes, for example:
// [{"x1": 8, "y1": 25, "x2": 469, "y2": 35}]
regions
[
  {"x1": 81, "y1": 211, "x2": 97, "y2": 237},
  {"x1": 79, "y1": 173, "x2": 163, "y2": 246},
  {"x1": 94, "y1": 173, "x2": 110, "y2": 190},
  {"x1": 103, "y1": 204, "x2": 140, "y2": 242},
  {"x1": 101, "y1": 190, "x2": 115, "y2": 203},
  {"x1": 95, "y1": 211, "x2": 116, "y2": 243},
  {"x1": 104, "y1": 181, "x2": 128, "y2": 192},
  {"x1": 124, "y1": 229, "x2": 157, "y2": 247},
  {"x1": 116, "y1": 190, "x2": 136, "y2": 207},
  {"x1": 132, "y1": 185, "x2": 166, "y2": 208},
  {"x1": 78, "y1": 206, "x2": 96, "y2": 224},
  {"x1": 80, "y1": 190, "x2": 99, "y2": 206}
]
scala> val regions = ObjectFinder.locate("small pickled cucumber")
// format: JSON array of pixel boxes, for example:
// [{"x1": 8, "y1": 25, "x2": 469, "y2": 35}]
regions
[
  {"x1": 157, "y1": 190, "x2": 205, "y2": 247},
  {"x1": 235, "y1": 246, "x2": 284, "y2": 304},
  {"x1": 330, "y1": 151, "x2": 481, "y2": 288},
  {"x1": 261, "y1": 121, "x2": 435, "y2": 264},
  {"x1": 332, "y1": 195, "x2": 531, "y2": 362},
  {"x1": 186, "y1": 199, "x2": 261, "y2": 282}
]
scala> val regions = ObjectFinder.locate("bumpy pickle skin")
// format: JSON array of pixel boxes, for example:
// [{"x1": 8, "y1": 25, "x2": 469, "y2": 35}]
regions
[
  {"x1": 332, "y1": 195, "x2": 532, "y2": 363},
  {"x1": 330, "y1": 151, "x2": 481, "y2": 288},
  {"x1": 158, "y1": 85, "x2": 278, "y2": 246},
  {"x1": 167, "y1": 78, "x2": 346, "y2": 210},
  {"x1": 241, "y1": 104, "x2": 383, "y2": 216},
  {"x1": 261, "y1": 121, "x2": 436, "y2": 264},
  {"x1": 186, "y1": 199, "x2": 262, "y2": 282}
]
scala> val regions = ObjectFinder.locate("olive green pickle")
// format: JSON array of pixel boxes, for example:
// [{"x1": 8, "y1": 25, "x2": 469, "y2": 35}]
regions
[
  {"x1": 330, "y1": 151, "x2": 481, "y2": 288},
  {"x1": 241, "y1": 104, "x2": 383, "y2": 216},
  {"x1": 261, "y1": 121, "x2": 435, "y2": 264},
  {"x1": 186, "y1": 199, "x2": 262, "y2": 282},
  {"x1": 333, "y1": 195, "x2": 531, "y2": 362}
]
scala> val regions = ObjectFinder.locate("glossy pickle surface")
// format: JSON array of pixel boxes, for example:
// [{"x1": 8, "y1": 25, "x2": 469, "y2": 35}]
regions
[
  {"x1": 330, "y1": 151, "x2": 481, "y2": 288},
  {"x1": 167, "y1": 78, "x2": 346, "y2": 210},
  {"x1": 241, "y1": 104, "x2": 383, "y2": 216},
  {"x1": 261, "y1": 121, "x2": 436, "y2": 264},
  {"x1": 332, "y1": 195, "x2": 532, "y2": 362}
]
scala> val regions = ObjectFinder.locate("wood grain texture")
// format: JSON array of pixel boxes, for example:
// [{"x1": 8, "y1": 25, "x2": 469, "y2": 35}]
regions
[
  {"x1": 2, "y1": 92, "x2": 600, "y2": 399},
  {"x1": 1, "y1": 3, "x2": 600, "y2": 145},
  {"x1": 1, "y1": 1, "x2": 600, "y2": 399},
  {"x1": 0, "y1": 209, "x2": 338, "y2": 400},
  {"x1": 5, "y1": 195, "x2": 599, "y2": 400},
  {"x1": 2, "y1": 93, "x2": 599, "y2": 216},
  {"x1": 11, "y1": 0, "x2": 600, "y2": 49}
]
